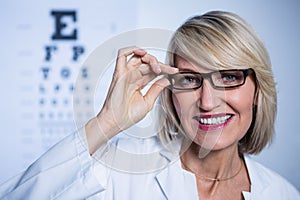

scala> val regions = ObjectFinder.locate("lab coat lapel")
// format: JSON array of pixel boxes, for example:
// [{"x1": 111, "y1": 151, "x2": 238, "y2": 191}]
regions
[
  {"x1": 154, "y1": 150, "x2": 271, "y2": 199},
  {"x1": 243, "y1": 156, "x2": 270, "y2": 199},
  {"x1": 155, "y1": 158, "x2": 198, "y2": 200},
  {"x1": 155, "y1": 155, "x2": 272, "y2": 200}
]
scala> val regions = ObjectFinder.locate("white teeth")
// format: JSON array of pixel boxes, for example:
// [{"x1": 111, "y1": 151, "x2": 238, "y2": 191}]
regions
[
  {"x1": 212, "y1": 118, "x2": 217, "y2": 124},
  {"x1": 198, "y1": 115, "x2": 231, "y2": 125}
]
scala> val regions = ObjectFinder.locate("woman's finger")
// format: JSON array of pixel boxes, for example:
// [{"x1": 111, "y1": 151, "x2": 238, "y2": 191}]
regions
[
  {"x1": 118, "y1": 46, "x2": 147, "y2": 58},
  {"x1": 116, "y1": 46, "x2": 147, "y2": 71},
  {"x1": 143, "y1": 78, "x2": 171, "y2": 111},
  {"x1": 140, "y1": 53, "x2": 161, "y2": 74},
  {"x1": 138, "y1": 62, "x2": 178, "y2": 77},
  {"x1": 158, "y1": 62, "x2": 179, "y2": 74}
]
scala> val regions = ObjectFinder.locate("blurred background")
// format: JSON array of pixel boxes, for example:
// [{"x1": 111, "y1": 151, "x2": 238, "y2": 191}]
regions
[{"x1": 0, "y1": 0, "x2": 299, "y2": 190}]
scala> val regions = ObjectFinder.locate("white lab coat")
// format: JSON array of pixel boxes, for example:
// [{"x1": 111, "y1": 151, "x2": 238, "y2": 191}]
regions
[{"x1": 0, "y1": 128, "x2": 299, "y2": 200}]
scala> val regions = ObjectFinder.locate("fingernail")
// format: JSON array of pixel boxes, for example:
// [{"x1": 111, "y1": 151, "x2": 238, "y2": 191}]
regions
[
  {"x1": 164, "y1": 78, "x2": 171, "y2": 86},
  {"x1": 171, "y1": 67, "x2": 179, "y2": 72},
  {"x1": 158, "y1": 78, "x2": 170, "y2": 87},
  {"x1": 156, "y1": 64, "x2": 162, "y2": 73}
]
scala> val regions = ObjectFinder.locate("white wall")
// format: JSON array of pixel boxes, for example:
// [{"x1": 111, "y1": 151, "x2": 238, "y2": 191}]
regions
[{"x1": 136, "y1": 0, "x2": 300, "y2": 190}]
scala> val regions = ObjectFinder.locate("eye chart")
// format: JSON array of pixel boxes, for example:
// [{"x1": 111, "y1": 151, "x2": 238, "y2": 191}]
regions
[{"x1": 0, "y1": 0, "x2": 137, "y2": 183}]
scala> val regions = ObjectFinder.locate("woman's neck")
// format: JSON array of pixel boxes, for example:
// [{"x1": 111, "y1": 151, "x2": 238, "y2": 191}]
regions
[
  {"x1": 180, "y1": 141, "x2": 250, "y2": 199},
  {"x1": 180, "y1": 141, "x2": 242, "y2": 182}
]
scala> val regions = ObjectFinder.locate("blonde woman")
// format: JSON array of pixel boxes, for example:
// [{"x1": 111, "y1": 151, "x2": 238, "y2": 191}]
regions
[{"x1": 1, "y1": 11, "x2": 299, "y2": 200}]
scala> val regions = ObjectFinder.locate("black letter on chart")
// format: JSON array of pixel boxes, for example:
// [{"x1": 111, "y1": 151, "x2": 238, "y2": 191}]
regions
[
  {"x1": 41, "y1": 67, "x2": 51, "y2": 79},
  {"x1": 45, "y1": 45, "x2": 57, "y2": 61},
  {"x1": 72, "y1": 46, "x2": 85, "y2": 61},
  {"x1": 51, "y1": 10, "x2": 77, "y2": 40}
]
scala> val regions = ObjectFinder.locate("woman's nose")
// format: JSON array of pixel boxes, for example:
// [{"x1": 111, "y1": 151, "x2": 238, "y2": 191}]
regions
[{"x1": 197, "y1": 79, "x2": 221, "y2": 111}]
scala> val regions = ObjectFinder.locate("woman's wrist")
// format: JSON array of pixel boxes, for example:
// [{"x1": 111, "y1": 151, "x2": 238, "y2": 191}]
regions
[{"x1": 85, "y1": 114, "x2": 121, "y2": 155}]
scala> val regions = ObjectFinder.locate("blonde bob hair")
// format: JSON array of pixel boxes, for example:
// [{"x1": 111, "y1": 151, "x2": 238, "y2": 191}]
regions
[{"x1": 158, "y1": 10, "x2": 277, "y2": 154}]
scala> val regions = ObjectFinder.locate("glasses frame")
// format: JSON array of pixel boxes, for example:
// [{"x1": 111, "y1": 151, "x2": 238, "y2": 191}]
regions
[{"x1": 168, "y1": 68, "x2": 254, "y2": 90}]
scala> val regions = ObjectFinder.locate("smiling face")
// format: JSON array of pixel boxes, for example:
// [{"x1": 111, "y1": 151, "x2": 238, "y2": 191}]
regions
[{"x1": 172, "y1": 57, "x2": 256, "y2": 152}]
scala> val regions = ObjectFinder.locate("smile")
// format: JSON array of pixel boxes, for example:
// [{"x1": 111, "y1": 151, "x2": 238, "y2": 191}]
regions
[
  {"x1": 198, "y1": 115, "x2": 232, "y2": 125},
  {"x1": 193, "y1": 114, "x2": 233, "y2": 131}
]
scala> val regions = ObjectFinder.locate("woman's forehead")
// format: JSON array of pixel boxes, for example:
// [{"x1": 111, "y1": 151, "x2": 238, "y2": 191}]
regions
[
  {"x1": 174, "y1": 55, "x2": 219, "y2": 72},
  {"x1": 173, "y1": 52, "x2": 248, "y2": 72}
]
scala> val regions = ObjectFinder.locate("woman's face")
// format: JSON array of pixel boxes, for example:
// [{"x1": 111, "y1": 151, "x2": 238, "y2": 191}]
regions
[{"x1": 172, "y1": 57, "x2": 256, "y2": 152}]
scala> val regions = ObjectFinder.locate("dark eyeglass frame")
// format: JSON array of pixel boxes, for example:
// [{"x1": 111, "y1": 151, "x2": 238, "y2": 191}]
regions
[{"x1": 168, "y1": 68, "x2": 254, "y2": 90}]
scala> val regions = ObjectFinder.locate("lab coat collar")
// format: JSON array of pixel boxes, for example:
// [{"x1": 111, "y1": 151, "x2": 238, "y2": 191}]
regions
[
  {"x1": 243, "y1": 156, "x2": 270, "y2": 198},
  {"x1": 156, "y1": 135, "x2": 271, "y2": 199},
  {"x1": 155, "y1": 138, "x2": 198, "y2": 199},
  {"x1": 157, "y1": 148, "x2": 270, "y2": 199},
  {"x1": 155, "y1": 157, "x2": 198, "y2": 199}
]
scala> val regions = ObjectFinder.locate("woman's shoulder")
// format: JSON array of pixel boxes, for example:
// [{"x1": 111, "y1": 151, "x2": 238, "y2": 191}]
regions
[{"x1": 244, "y1": 156, "x2": 300, "y2": 199}]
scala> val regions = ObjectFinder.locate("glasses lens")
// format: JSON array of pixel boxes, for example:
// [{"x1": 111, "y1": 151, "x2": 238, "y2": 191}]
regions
[
  {"x1": 172, "y1": 73, "x2": 202, "y2": 89},
  {"x1": 212, "y1": 70, "x2": 245, "y2": 87}
]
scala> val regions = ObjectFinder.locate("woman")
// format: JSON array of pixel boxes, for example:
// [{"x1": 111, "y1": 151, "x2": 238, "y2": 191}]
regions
[{"x1": 0, "y1": 11, "x2": 299, "y2": 199}]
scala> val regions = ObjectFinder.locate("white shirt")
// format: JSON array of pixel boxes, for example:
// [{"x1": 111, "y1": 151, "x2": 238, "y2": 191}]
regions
[{"x1": 0, "y1": 129, "x2": 299, "y2": 200}]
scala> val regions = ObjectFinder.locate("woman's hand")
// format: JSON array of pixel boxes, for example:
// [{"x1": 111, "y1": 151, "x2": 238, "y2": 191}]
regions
[{"x1": 85, "y1": 46, "x2": 178, "y2": 154}]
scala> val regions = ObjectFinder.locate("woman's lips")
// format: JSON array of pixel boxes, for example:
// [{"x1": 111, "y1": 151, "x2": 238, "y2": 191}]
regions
[{"x1": 193, "y1": 114, "x2": 233, "y2": 131}]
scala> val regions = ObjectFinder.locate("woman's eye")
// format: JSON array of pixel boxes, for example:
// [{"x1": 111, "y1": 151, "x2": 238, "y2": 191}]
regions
[
  {"x1": 222, "y1": 74, "x2": 237, "y2": 82},
  {"x1": 180, "y1": 76, "x2": 199, "y2": 84},
  {"x1": 176, "y1": 75, "x2": 201, "y2": 87},
  {"x1": 220, "y1": 72, "x2": 243, "y2": 84}
]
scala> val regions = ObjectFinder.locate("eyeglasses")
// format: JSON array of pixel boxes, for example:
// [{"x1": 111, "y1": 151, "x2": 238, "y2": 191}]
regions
[{"x1": 168, "y1": 68, "x2": 254, "y2": 90}]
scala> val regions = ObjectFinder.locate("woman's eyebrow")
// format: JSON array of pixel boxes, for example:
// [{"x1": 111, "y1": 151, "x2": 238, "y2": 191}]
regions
[{"x1": 178, "y1": 68, "x2": 198, "y2": 72}]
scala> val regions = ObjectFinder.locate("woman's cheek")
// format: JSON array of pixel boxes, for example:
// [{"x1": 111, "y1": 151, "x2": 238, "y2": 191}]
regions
[{"x1": 172, "y1": 94, "x2": 182, "y2": 118}]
